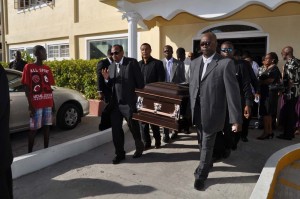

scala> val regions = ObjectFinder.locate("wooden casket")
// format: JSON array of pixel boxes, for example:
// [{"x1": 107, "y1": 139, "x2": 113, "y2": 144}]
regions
[{"x1": 133, "y1": 82, "x2": 190, "y2": 131}]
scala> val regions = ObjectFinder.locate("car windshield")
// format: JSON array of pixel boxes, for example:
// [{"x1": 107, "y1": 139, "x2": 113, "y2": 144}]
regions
[{"x1": 6, "y1": 71, "x2": 24, "y2": 92}]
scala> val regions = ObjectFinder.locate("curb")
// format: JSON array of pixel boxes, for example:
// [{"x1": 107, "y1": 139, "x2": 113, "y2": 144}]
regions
[
  {"x1": 250, "y1": 143, "x2": 300, "y2": 199},
  {"x1": 12, "y1": 124, "x2": 129, "y2": 179}
]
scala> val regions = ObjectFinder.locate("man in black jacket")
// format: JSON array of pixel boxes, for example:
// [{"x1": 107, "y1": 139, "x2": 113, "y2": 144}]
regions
[
  {"x1": 139, "y1": 43, "x2": 165, "y2": 149},
  {"x1": 102, "y1": 44, "x2": 145, "y2": 164},
  {"x1": 9, "y1": 50, "x2": 27, "y2": 72},
  {"x1": 96, "y1": 48, "x2": 113, "y2": 131},
  {"x1": 214, "y1": 41, "x2": 255, "y2": 160},
  {"x1": 0, "y1": 65, "x2": 13, "y2": 199}
]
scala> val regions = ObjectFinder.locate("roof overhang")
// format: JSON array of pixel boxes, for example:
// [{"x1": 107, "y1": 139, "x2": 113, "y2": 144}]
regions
[{"x1": 99, "y1": 0, "x2": 299, "y2": 20}]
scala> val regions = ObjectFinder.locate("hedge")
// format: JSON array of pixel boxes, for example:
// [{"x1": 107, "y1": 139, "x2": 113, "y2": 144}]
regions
[{"x1": 3, "y1": 59, "x2": 103, "y2": 99}]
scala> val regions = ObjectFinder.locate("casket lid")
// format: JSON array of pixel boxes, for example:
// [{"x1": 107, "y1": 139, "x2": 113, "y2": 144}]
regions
[{"x1": 136, "y1": 82, "x2": 189, "y2": 98}]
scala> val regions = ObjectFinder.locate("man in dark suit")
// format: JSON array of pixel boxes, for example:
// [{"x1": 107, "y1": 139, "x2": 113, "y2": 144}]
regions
[
  {"x1": 139, "y1": 43, "x2": 165, "y2": 149},
  {"x1": 0, "y1": 65, "x2": 13, "y2": 199},
  {"x1": 162, "y1": 45, "x2": 186, "y2": 142},
  {"x1": 96, "y1": 48, "x2": 113, "y2": 131},
  {"x1": 189, "y1": 32, "x2": 242, "y2": 190},
  {"x1": 102, "y1": 44, "x2": 145, "y2": 164},
  {"x1": 9, "y1": 50, "x2": 27, "y2": 72},
  {"x1": 213, "y1": 41, "x2": 255, "y2": 161}
]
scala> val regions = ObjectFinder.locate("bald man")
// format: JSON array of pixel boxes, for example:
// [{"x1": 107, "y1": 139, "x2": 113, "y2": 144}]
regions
[
  {"x1": 189, "y1": 32, "x2": 242, "y2": 190},
  {"x1": 278, "y1": 46, "x2": 300, "y2": 140}
]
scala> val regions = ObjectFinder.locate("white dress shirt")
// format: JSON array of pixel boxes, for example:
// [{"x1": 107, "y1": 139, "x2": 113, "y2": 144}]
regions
[{"x1": 201, "y1": 53, "x2": 215, "y2": 80}]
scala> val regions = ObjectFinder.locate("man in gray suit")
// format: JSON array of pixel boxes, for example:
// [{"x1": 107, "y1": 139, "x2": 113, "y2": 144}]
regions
[
  {"x1": 162, "y1": 45, "x2": 185, "y2": 142},
  {"x1": 189, "y1": 32, "x2": 242, "y2": 190}
]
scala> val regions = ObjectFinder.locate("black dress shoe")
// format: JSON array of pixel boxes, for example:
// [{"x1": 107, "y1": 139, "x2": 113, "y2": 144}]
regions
[
  {"x1": 163, "y1": 135, "x2": 170, "y2": 143},
  {"x1": 277, "y1": 134, "x2": 292, "y2": 140},
  {"x1": 241, "y1": 137, "x2": 249, "y2": 142},
  {"x1": 155, "y1": 141, "x2": 161, "y2": 149},
  {"x1": 132, "y1": 150, "x2": 143, "y2": 158},
  {"x1": 231, "y1": 144, "x2": 237, "y2": 151},
  {"x1": 170, "y1": 131, "x2": 178, "y2": 139},
  {"x1": 112, "y1": 155, "x2": 125, "y2": 164},
  {"x1": 222, "y1": 149, "x2": 231, "y2": 159},
  {"x1": 144, "y1": 142, "x2": 151, "y2": 150},
  {"x1": 194, "y1": 179, "x2": 205, "y2": 191}
]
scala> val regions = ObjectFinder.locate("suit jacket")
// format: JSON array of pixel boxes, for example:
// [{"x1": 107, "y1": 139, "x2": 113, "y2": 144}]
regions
[
  {"x1": 234, "y1": 59, "x2": 254, "y2": 107},
  {"x1": 96, "y1": 58, "x2": 112, "y2": 102},
  {"x1": 0, "y1": 65, "x2": 13, "y2": 171},
  {"x1": 189, "y1": 53, "x2": 242, "y2": 133},
  {"x1": 139, "y1": 56, "x2": 165, "y2": 84},
  {"x1": 107, "y1": 57, "x2": 144, "y2": 111},
  {"x1": 162, "y1": 57, "x2": 185, "y2": 83}
]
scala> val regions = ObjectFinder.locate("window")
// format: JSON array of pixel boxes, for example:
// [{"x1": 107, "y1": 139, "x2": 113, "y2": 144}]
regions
[
  {"x1": 88, "y1": 37, "x2": 128, "y2": 59},
  {"x1": 6, "y1": 72, "x2": 24, "y2": 92},
  {"x1": 47, "y1": 44, "x2": 70, "y2": 60},
  {"x1": 14, "y1": 0, "x2": 54, "y2": 10},
  {"x1": 9, "y1": 48, "x2": 34, "y2": 61},
  {"x1": 9, "y1": 48, "x2": 25, "y2": 61}
]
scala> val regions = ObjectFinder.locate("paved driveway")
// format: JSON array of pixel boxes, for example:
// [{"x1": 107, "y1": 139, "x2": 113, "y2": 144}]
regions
[
  {"x1": 11, "y1": 115, "x2": 101, "y2": 157},
  {"x1": 12, "y1": 123, "x2": 300, "y2": 199}
]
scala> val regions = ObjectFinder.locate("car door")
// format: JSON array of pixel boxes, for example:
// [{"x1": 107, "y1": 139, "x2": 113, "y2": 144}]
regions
[{"x1": 7, "y1": 71, "x2": 30, "y2": 133}]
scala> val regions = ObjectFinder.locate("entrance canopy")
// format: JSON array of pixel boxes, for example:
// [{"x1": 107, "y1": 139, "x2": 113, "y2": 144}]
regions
[
  {"x1": 99, "y1": 0, "x2": 295, "y2": 22},
  {"x1": 99, "y1": 0, "x2": 297, "y2": 58}
]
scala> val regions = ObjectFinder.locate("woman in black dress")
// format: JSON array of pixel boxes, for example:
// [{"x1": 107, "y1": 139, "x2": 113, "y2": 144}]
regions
[{"x1": 257, "y1": 52, "x2": 282, "y2": 139}]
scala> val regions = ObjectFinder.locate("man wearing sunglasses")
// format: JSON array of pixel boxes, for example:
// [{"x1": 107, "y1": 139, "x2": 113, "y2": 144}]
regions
[
  {"x1": 97, "y1": 48, "x2": 113, "y2": 131},
  {"x1": 216, "y1": 41, "x2": 255, "y2": 156},
  {"x1": 101, "y1": 44, "x2": 145, "y2": 164},
  {"x1": 189, "y1": 32, "x2": 242, "y2": 191},
  {"x1": 162, "y1": 45, "x2": 186, "y2": 142}
]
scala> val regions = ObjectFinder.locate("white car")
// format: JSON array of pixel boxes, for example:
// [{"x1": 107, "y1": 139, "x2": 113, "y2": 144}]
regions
[{"x1": 6, "y1": 68, "x2": 89, "y2": 133}]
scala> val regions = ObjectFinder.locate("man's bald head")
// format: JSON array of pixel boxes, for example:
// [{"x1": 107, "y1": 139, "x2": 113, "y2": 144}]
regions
[
  {"x1": 281, "y1": 46, "x2": 294, "y2": 61},
  {"x1": 200, "y1": 32, "x2": 217, "y2": 58}
]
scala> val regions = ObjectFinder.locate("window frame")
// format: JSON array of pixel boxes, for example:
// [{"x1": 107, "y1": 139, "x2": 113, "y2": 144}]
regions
[
  {"x1": 86, "y1": 33, "x2": 129, "y2": 60},
  {"x1": 47, "y1": 43, "x2": 70, "y2": 60},
  {"x1": 14, "y1": 0, "x2": 54, "y2": 11},
  {"x1": 9, "y1": 40, "x2": 70, "y2": 62}
]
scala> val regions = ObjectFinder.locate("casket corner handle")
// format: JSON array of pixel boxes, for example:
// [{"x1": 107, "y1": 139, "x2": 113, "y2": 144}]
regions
[{"x1": 136, "y1": 96, "x2": 144, "y2": 110}]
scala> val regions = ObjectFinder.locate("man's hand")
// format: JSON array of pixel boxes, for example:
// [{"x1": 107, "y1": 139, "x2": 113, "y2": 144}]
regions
[
  {"x1": 101, "y1": 68, "x2": 109, "y2": 80},
  {"x1": 232, "y1": 123, "x2": 242, "y2": 133},
  {"x1": 98, "y1": 92, "x2": 104, "y2": 100},
  {"x1": 29, "y1": 104, "x2": 35, "y2": 117},
  {"x1": 244, "y1": 105, "x2": 251, "y2": 119}
]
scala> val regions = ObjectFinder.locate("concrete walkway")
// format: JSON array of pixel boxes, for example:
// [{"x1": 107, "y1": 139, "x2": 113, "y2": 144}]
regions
[{"x1": 13, "y1": 128, "x2": 300, "y2": 199}]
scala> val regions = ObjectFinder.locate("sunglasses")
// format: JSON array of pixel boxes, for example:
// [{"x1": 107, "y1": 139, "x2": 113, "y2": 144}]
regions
[
  {"x1": 220, "y1": 48, "x2": 233, "y2": 53},
  {"x1": 111, "y1": 51, "x2": 120, "y2": 56},
  {"x1": 200, "y1": 41, "x2": 211, "y2": 47}
]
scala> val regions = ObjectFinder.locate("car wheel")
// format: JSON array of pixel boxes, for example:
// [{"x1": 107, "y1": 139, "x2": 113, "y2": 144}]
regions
[{"x1": 57, "y1": 103, "x2": 80, "y2": 130}]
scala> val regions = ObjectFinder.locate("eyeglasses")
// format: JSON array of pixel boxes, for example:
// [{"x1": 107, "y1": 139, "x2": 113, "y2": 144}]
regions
[
  {"x1": 200, "y1": 41, "x2": 211, "y2": 47},
  {"x1": 164, "y1": 50, "x2": 171, "y2": 53},
  {"x1": 220, "y1": 48, "x2": 233, "y2": 53},
  {"x1": 111, "y1": 51, "x2": 120, "y2": 56}
]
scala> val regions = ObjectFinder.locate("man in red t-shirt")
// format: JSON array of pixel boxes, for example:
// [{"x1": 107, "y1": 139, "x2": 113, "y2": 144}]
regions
[{"x1": 21, "y1": 45, "x2": 55, "y2": 153}]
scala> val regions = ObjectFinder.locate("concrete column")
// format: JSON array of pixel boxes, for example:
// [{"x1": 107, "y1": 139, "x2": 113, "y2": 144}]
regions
[{"x1": 122, "y1": 12, "x2": 141, "y2": 59}]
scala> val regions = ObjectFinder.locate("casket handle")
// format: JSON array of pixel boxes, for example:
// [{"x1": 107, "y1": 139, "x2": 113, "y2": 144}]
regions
[{"x1": 137, "y1": 99, "x2": 180, "y2": 120}]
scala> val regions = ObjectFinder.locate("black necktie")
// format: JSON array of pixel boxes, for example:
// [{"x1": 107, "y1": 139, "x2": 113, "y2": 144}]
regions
[{"x1": 199, "y1": 61, "x2": 204, "y2": 83}]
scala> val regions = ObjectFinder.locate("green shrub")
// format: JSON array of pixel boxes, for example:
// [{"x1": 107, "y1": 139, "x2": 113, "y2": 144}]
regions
[
  {"x1": 1, "y1": 62, "x2": 9, "y2": 68},
  {"x1": 4, "y1": 58, "x2": 103, "y2": 99},
  {"x1": 45, "y1": 59, "x2": 102, "y2": 99}
]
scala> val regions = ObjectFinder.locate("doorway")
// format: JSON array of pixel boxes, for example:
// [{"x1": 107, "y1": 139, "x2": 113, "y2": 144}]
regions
[{"x1": 193, "y1": 36, "x2": 267, "y2": 65}]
